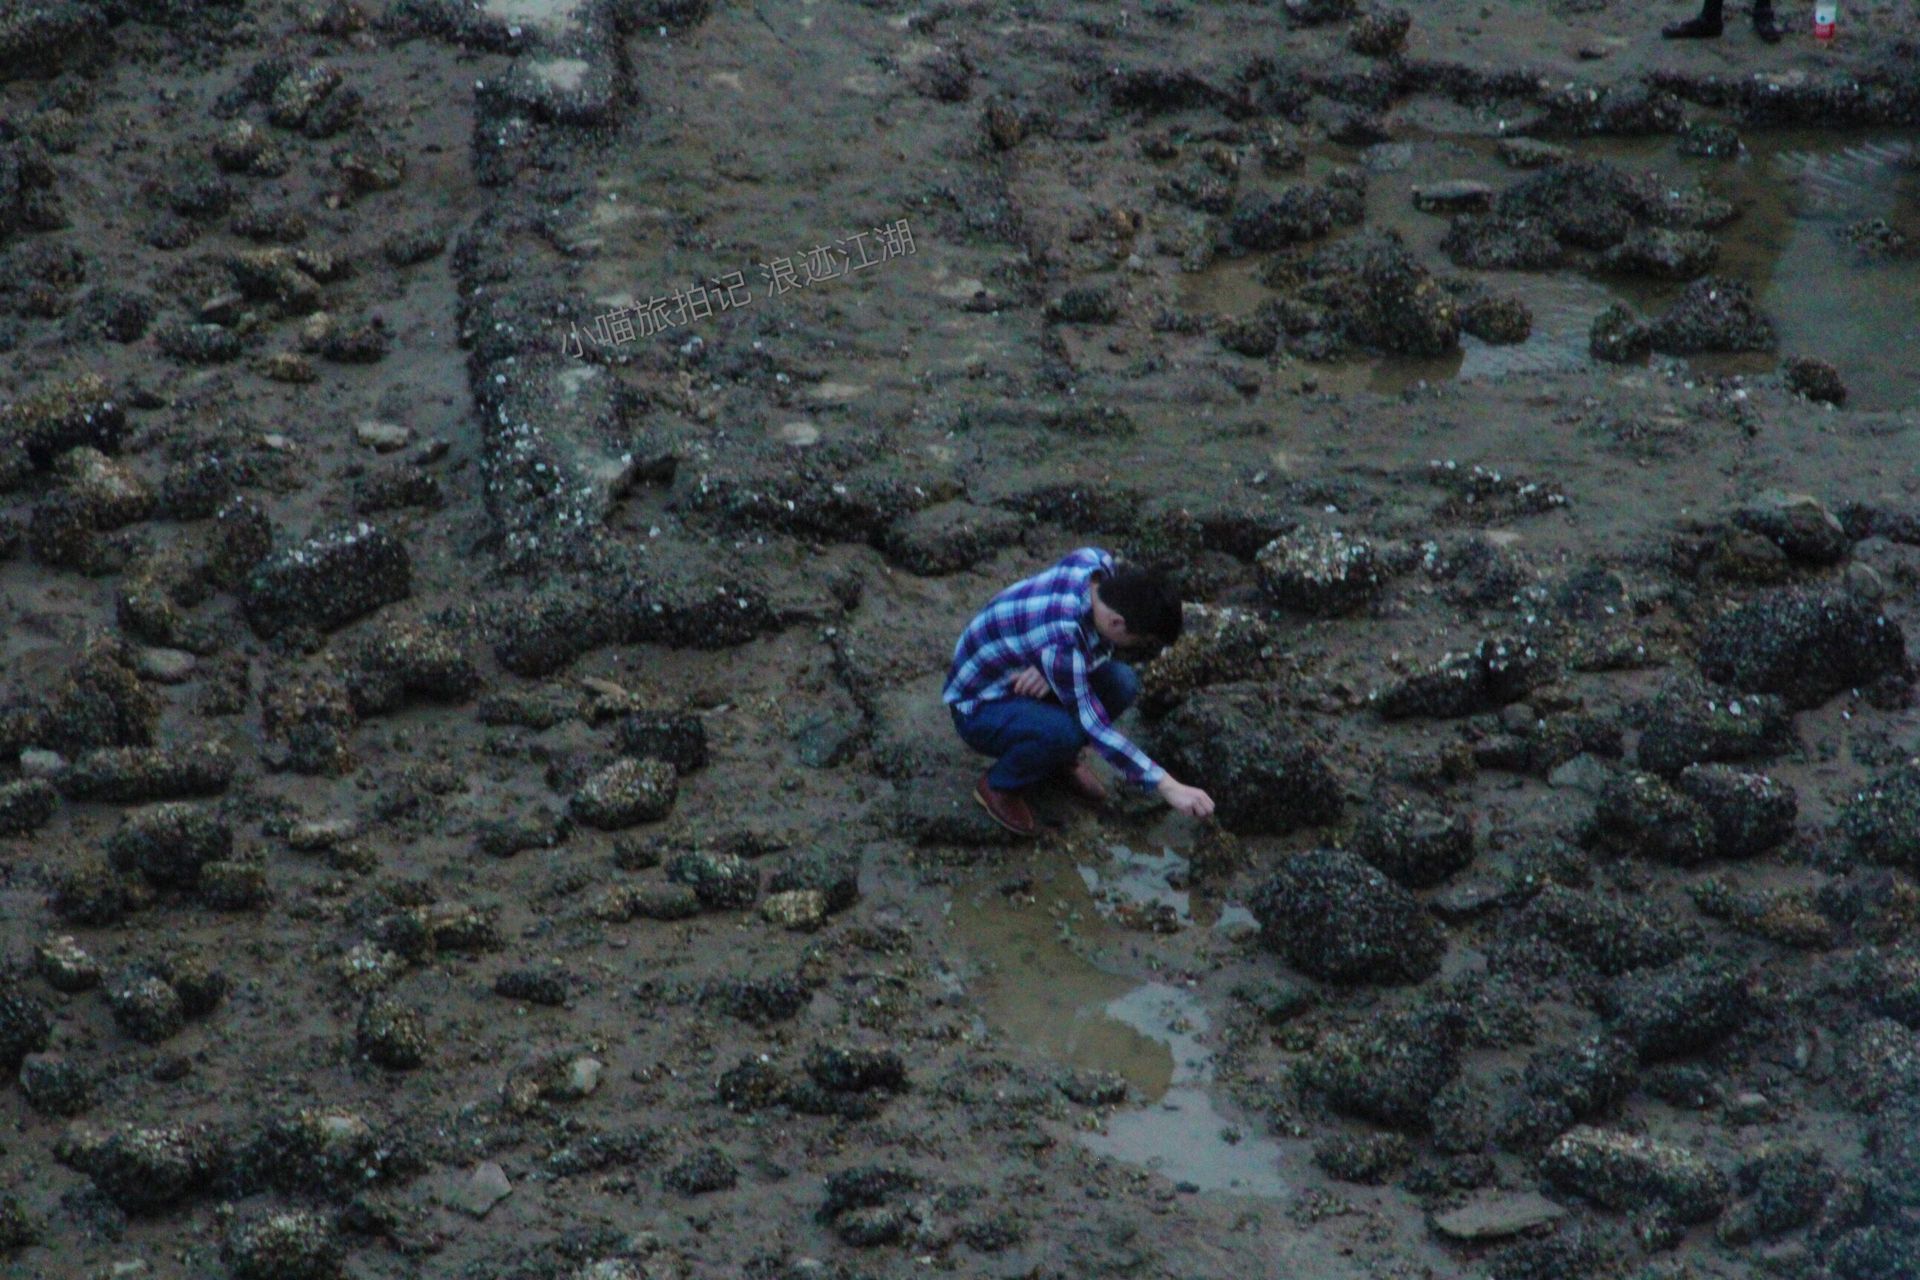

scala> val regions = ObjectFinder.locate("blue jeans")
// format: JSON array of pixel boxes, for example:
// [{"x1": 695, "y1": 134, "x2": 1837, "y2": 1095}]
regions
[{"x1": 951, "y1": 662, "x2": 1140, "y2": 791}]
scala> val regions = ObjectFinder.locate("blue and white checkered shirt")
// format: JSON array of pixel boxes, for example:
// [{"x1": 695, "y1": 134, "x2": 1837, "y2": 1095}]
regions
[{"x1": 942, "y1": 547, "x2": 1165, "y2": 788}]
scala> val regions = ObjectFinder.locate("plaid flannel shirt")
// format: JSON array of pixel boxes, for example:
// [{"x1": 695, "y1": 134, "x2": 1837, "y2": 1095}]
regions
[{"x1": 942, "y1": 547, "x2": 1165, "y2": 788}]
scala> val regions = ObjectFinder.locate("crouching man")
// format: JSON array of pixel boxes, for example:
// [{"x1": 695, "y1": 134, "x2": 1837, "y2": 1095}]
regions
[{"x1": 942, "y1": 546, "x2": 1215, "y2": 836}]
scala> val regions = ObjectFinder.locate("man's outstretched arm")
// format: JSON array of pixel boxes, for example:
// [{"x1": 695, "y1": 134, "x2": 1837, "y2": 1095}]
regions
[{"x1": 1042, "y1": 646, "x2": 1215, "y2": 816}]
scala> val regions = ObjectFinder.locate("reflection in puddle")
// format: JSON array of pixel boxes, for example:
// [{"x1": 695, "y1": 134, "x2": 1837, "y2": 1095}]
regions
[
  {"x1": 947, "y1": 858, "x2": 1175, "y2": 1098},
  {"x1": 1081, "y1": 985, "x2": 1293, "y2": 1197},
  {"x1": 947, "y1": 851, "x2": 1293, "y2": 1197},
  {"x1": 1079, "y1": 843, "x2": 1191, "y2": 927}
]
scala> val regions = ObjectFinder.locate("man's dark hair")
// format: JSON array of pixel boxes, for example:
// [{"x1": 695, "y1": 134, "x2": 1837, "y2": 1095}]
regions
[{"x1": 1101, "y1": 566, "x2": 1183, "y2": 645}]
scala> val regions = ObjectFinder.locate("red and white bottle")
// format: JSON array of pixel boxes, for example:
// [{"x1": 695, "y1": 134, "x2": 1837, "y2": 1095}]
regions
[{"x1": 1813, "y1": 1, "x2": 1837, "y2": 42}]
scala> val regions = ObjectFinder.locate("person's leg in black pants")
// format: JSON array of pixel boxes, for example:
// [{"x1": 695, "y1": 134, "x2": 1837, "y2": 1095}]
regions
[
  {"x1": 1664, "y1": 0, "x2": 1781, "y2": 41},
  {"x1": 1664, "y1": 0, "x2": 1725, "y2": 38}
]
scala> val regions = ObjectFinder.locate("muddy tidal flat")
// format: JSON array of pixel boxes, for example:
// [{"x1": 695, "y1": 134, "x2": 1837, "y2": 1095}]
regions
[{"x1": 4, "y1": 2, "x2": 1920, "y2": 1279}]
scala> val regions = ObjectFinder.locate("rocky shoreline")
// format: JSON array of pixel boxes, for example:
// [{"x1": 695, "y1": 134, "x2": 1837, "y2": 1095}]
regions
[{"x1": 4, "y1": 3, "x2": 1920, "y2": 1279}]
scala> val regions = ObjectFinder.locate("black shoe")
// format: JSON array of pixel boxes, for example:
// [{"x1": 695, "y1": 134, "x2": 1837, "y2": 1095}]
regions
[
  {"x1": 1662, "y1": 16, "x2": 1724, "y2": 37},
  {"x1": 1753, "y1": 8, "x2": 1783, "y2": 42}
]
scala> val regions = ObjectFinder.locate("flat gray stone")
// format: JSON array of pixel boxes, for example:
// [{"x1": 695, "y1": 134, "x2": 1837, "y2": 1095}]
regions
[
  {"x1": 794, "y1": 714, "x2": 863, "y2": 768},
  {"x1": 1431, "y1": 1191, "x2": 1567, "y2": 1242},
  {"x1": 356, "y1": 420, "x2": 412, "y2": 452},
  {"x1": 135, "y1": 648, "x2": 197, "y2": 683},
  {"x1": 1412, "y1": 180, "x2": 1494, "y2": 213},
  {"x1": 287, "y1": 818, "x2": 357, "y2": 851},
  {"x1": 1497, "y1": 138, "x2": 1572, "y2": 169},
  {"x1": 1549, "y1": 752, "x2": 1617, "y2": 796},
  {"x1": 1428, "y1": 876, "x2": 1510, "y2": 922},
  {"x1": 448, "y1": 1160, "x2": 513, "y2": 1218}
]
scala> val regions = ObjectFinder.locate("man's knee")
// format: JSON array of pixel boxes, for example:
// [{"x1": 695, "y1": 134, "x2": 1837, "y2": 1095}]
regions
[{"x1": 1039, "y1": 716, "x2": 1088, "y2": 756}]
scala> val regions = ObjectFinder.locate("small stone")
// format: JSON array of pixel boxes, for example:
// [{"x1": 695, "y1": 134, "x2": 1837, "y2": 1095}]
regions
[
  {"x1": 1731, "y1": 491, "x2": 1849, "y2": 567},
  {"x1": 20, "y1": 1052, "x2": 93, "y2": 1116},
  {"x1": 570, "y1": 757, "x2": 678, "y2": 830},
  {"x1": 1348, "y1": 6, "x2": 1411, "y2": 56},
  {"x1": 36, "y1": 936, "x2": 101, "y2": 992},
  {"x1": 286, "y1": 819, "x2": 356, "y2": 851},
  {"x1": 1298, "y1": 1004, "x2": 1465, "y2": 1128},
  {"x1": 1256, "y1": 528, "x2": 1394, "y2": 615},
  {"x1": 355, "y1": 420, "x2": 410, "y2": 452},
  {"x1": 564, "y1": 1056, "x2": 604, "y2": 1099},
  {"x1": 1846, "y1": 562, "x2": 1886, "y2": 603},
  {"x1": 355, "y1": 997, "x2": 428, "y2": 1070},
  {"x1": 1251, "y1": 848, "x2": 1443, "y2": 985},
  {"x1": 493, "y1": 968, "x2": 569, "y2": 1006},
  {"x1": 62, "y1": 743, "x2": 235, "y2": 804},
  {"x1": 0, "y1": 1189, "x2": 36, "y2": 1251},
  {"x1": 337, "y1": 943, "x2": 405, "y2": 995},
  {"x1": 107, "y1": 972, "x2": 185, "y2": 1044},
  {"x1": 0, "y1": 778, "x2": 57, "y2": 836},
  {"x1": 1699, "y1": 589, "x2": 1904, "y2": 711},
  {"x1": 613, "y1": 711, "x2": 708, "y2": 772},
  {"x1": 221, "y1": 1209, "x2": 341, "y2": 1280},
  {"x1": 1549, "y1": 752, "x2": 1617, "y2": 796},
  {"x1": 134, "y1": 648, "x2": 196, "y2": 683},
  {"x1": 104, "y1": 802, "x2": 232, "y2": 888},
  {"x1": 259, "y1": 353, "x2": 316, "y2": 384},
  {"x1": 1413, "y1": 180, "x2": 1493, "y2": 214},
  {"x1": 1783, "y1": 356, "x2": 1846, "y2": 407},
  {"x1": 1498, "y1": 138, "x2": 1572, "y2": 169},
  {"x1": 0, "y1": 987, "x2": 53, "y2": 1072},
  {"x1": 449, "y1": 1161, "x2": 512, "y2": 1218},
  {"x1": 1057, "y1": 1068, "x2": 1130, "y2": 1106},
  {"x1": 1314, "y1": 1132, "x2": 1415, "y2": 1184},
  {"x1": 1541, "y1": 1126, "x2": 1730, "y2": 1222},
  {"x1": 761, "y1": 888, "x2": 829, "y2": 931},
  {"x1": 630, "y1": 882, "x2": 703, "y2": 920},
  {"x1": 198, "y1": 861, "x2": 270, "y2": 911},
  {"x1": 1590, "y1": 303, "x2": 1652, "y2": 364},
  {"x1": 1460, "y1": 293, "x2": 1532, "y2": 344},
  {"x1": 240, "y1": 522, "x2": 411, "y2": 638},
  {"x1": 1430, "y1": 1191, "x2": 1568, "y2": 1242},
  {"x1": 1351, "y1": 791, "x2": 1475, "y2": 888},
  {"x1": 793, "y1": 714, "x2": 863, "y2": 768},
  {"x1": 663, "y1": 1147, "x2": 738, "y2": 1196},
  {"x1": 666, "y1": 850, "x2": 760, "y2": 909},
  {"x1": 1599, "y1": 228, "x2": 1719, "y2": 281},
  {"x1": 1045, "y1": 285, "x2": 1119, "y2": 325}
]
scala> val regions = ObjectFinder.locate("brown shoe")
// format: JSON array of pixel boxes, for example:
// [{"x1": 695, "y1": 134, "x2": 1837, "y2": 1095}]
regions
[
  {"x1": 974, "y1": 773, "x2": 1037, "y2": 837},
  {"x1": 1059, "y1": 756, "x2": 1109, "y2": 803}
]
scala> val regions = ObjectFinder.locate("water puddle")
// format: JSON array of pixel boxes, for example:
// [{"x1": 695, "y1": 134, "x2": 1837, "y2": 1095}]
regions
[
  {"x1": 1178, "y1": 127, "x2": 1920, "y2": 408},
  {"x1": 1079, "y1": 985, "x2": 1293, "y2": 1197},
  {"x1": 946, "y1": 857, "x2": 1175, "y2": 1096},
  {"x1": 946, "y1": 848, "x2": 1294, "y2": 1196},
  {"x1": 1078, "y1": 842, "x2": 1191, "y2": 930}
]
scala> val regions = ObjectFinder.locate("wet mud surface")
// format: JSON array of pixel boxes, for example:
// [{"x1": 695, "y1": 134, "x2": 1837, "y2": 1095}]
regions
[{"x1": 4, "y1": 2, "x2": 1920, "y2": 1279}]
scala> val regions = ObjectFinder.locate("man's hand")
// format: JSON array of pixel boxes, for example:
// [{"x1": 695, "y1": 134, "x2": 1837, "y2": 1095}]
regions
[
  {"x1": 1009, "y1": 666, "x2": 1050, "y2": 699},
  {"x1": 1156, "y1": 775, "x2": 1216, "y2": 819}
]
